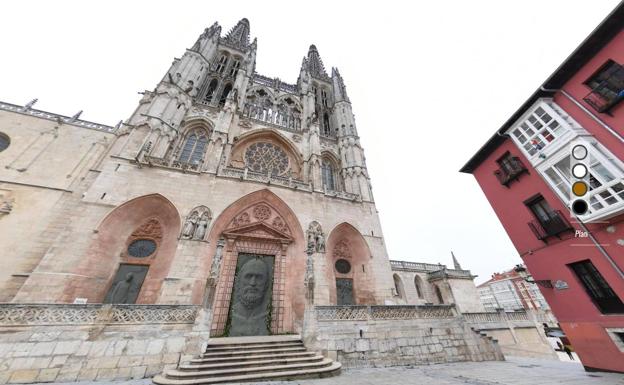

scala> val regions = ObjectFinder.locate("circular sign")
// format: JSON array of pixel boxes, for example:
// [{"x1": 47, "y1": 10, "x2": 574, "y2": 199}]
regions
[
  {"x1": 572, "y1": 164, "x2": 588, "y2": 179},
  {"x1": 572, "y1": 144, "x2": 588, "y2": 160}
]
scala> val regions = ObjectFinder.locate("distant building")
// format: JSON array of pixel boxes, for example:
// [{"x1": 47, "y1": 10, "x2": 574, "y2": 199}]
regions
[
  {"x1": 478, "y1": 266, "x2": 550, "y2": 312},
  {"x1": 390, "y1": 254, "x2": 486, "y2": 313}
]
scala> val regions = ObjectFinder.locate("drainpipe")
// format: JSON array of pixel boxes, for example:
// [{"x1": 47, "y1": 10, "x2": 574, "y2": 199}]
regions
[{"x1": 536, "y1": 86, "x2": 624, "y2": 279}]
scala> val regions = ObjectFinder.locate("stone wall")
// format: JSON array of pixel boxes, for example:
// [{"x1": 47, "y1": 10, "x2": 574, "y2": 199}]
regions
[
  {"x1": 306, "y1": 305, "x2": 504, "y2": 368},
  {"x1": 0, "y1": 304, "x2": 207, "y2": 384}
]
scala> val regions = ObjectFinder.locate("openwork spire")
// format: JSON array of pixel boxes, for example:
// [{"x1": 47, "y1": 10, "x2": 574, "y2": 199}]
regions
[
  {"x1": 222, "y1": 18, "x2": 250, "y2": 50},
  {"x1": 191, "y1": 22, "x2": 221, "y2": 51},
  {"x1": 332, "y1": 67, "x2": 350, "y2": 103},
  {"x1": 306, "y1": 44, "x2": 329, "y2": 80}
]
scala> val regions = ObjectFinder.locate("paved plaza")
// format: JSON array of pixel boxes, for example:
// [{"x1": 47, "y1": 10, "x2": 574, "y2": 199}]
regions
[{"x1": 37, "y1": 357, "x2": 624, "y2": 385}]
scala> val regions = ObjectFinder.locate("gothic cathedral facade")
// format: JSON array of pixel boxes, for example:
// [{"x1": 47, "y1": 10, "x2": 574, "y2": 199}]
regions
[{"x1": 1, "y1": 19, "x2": 397, "y2": 336}]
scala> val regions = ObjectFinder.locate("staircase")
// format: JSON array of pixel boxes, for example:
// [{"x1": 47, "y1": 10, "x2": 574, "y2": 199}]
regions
[{"x1": 153, "y1": 335, "x2": 341, "y2": 384}]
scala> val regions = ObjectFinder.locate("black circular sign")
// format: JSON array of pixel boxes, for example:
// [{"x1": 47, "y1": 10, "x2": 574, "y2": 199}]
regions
[
  {"x1": 572, "y1": 199, "x2": 588, "y2": 215},
  {"x1": 127, "y1": 239, "x2": 157, "y2": 258},
  {"x1": 335, "y1": 259, "x2": 351, "y2": 274}
]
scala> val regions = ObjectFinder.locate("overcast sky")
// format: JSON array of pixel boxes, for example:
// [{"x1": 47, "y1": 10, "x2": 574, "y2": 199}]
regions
[{"x1": 1, "y1": 1, "x2": 620, "y2": 284}]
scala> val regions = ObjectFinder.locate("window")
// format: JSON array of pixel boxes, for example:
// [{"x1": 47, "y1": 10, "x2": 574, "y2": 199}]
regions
[
  {"x1": 127, "y1": 239, "x2": 157, "y2": 258},
  {"x1": 321, "y1": 89, "x2": 329, "y2": 107},
  {"x1": 215, "y1": 54, "x2": 228, "y2": 73},
  {"x1": 583, "y1": 60, "x2": 624, "y2": 113},
  {"x1": 393, "y1": 274, "x2": 404, "y2": 298},
  {"x1": 495, "y1": 152, "x2": 528, "y2": 186},
  {"x1": 435, "y1": 285, "x2": 444, "y2": 304},
  {"x1": 541, "y1": 142, "x2": 624, "y2": 218},
  {"x1": 525, "y1": 195, "x2": 572, "y2": 240},
  {"x1": 322, "y1": 113, "x2": 331, "y2": 136},
  {"x1": 203, "y1": 79, "x2": 218, "y2": 103},
  {"x1": 414, "y1": 276, "x2": 424, "y2": 299},
  {"x1": 229, "y1": 59, "x2": 241, "y2": 77},
  {"x1": 219, "y1": 84, "x2": 232, "y2": 107},
  {"x1": 0, "y1": 133, "x2": 9, "y2": 152},
  {"x1": 321, "y1": 159, "x2": 336, "y2": 191},
  {"x1": 179, "y1": 130, "x2": 208, "y2": 164},
  {"x1": 511, "y1": 104, "x2": 567, "y2": 156},
  {"x1": 335, "y1": 259, "x2": 351, "y2": 274},
  {"x1": 569, "y1": 260, "x2": 624, "y2": 314},
  {"x1": 244, "y1": 142, "x2": 290, "y2": 176}
]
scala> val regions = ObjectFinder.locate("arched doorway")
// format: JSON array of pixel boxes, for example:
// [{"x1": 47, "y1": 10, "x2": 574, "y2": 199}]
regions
[
  {"x1": 325, "y1": 223, "x2": 376, "y2": 305},
  {"x1": 205, "y1": 189, "x2": 305, "y2": 337}
]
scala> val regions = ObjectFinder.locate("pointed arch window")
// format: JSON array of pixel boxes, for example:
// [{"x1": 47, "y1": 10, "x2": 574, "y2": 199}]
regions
[
  {"x1": 321, "y1": 89, "x2": 329, "y2": 107},
  {"x1": 414, "y1": 276, "x2": 424, "y2": 299},
  {"x1": 229, "y1": 59, "x2": 241, "y2": 77},
  {"x1": 321, "y1": 159, "x2": 336, "y2": 191},
  {"x1": 219, "y1": 84, "x2": 233, "y2": 107},
  {"x1": 393, "y1": 274, "x2": 404, "y2": 298},
  {"x1": 322, "y1": 113, "x2": 331, "y2": 136},
  {"x1": 435, "y1": 285, "x2": 444, "y2": 304},
  {"x1": 215, "y1": 53, "x2": 229, "y2": 73},
  {"x1": 203, "y1": 79, "x2": 218, "y2": 104},
  {"x1": 179, "y1": 129, "x2": 209, "y2": 164}
]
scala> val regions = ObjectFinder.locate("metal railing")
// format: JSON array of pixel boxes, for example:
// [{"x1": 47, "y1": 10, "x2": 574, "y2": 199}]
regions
[
  {"x1": 494, "y1": 157, "x2": 528, "y2": 186},
  {"x1": 528, "y1": 210, "x2": 573, "y2": 242}
]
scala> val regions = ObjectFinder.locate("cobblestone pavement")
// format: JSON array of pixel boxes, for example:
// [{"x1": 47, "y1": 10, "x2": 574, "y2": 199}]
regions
[{"x1": 37, "y1": 357, "x2": 624, "y2": 385}]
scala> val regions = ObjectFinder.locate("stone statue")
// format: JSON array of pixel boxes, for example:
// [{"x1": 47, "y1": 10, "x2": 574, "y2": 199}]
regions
[
  {"x1": 315, "y1": 231, "x2": 326, "y2": 253},
  {"x1": 110, "y1": 272, "x2": 134, "y2": 304},
  {"x1": 181, "y1": 212, "x2": 198, "y2": 239},
  {"x1": 193, "y1": 213, "x2": 209, "y2": 240},
  {"x1": 209, "y1": 238, "x2": 225, "y2": 279},
  {"x1": 307, "y1": 230, "x2": 316, "y2": 252},
  {"x1": 229, "y1": 258, "x2": 271, "y2": 336}
]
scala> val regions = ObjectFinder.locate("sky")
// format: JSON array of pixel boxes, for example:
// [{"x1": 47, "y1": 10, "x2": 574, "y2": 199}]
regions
[{"x1": 0, "y1": 0, "x2": 620, "y2": 284}]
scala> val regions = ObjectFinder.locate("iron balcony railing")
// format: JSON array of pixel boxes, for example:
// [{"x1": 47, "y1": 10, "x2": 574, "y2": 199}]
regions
[
  {"x1": 528, "y1": 210, "x2": 573, "y2": 242},
  {"x1": 583, "y1": 87, "x2": 624, "y2": 113},
  {"x1": 494, "y1": 157, "x2": 528, "y2": 187}
]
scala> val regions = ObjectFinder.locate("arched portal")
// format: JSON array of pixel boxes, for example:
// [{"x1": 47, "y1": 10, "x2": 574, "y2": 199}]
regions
[
  {"x1": 204, "y1": 189, "x2": 305, "y2": 336},
  {"x1": 67, "y1": 194, "x2": 181, "y2": 304},
  {"x1": 325, "y1": 223, "x2": 376, "y2": 305}
]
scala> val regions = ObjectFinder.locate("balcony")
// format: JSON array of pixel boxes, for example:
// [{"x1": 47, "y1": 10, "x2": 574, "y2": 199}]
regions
[
  {"x1": 528, "y1": 210, "x2": 573, "y2": 242},
  {"x1": 494, "y1": 157, "x2": 528, "y2": 187}
]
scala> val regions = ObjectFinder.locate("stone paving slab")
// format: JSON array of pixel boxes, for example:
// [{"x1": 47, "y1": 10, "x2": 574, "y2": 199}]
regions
[{"x1": 34, "y1": 357, "x2": 624, "y2": 385}]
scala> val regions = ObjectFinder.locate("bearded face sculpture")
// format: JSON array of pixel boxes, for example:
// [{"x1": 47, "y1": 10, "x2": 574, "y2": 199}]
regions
[{"x1": 229, "y1": 257, "x2": 272, "y2": 336}]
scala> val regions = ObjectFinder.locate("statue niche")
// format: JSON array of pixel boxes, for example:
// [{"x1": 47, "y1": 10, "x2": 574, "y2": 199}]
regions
[{"x1": 181, "y1": 206, "x2": 212, "y2": 241}]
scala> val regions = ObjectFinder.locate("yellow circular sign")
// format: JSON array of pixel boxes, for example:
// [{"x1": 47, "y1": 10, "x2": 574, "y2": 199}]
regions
[{"x1": 572, "y1": 181, "x2": 588, "y2": 196}]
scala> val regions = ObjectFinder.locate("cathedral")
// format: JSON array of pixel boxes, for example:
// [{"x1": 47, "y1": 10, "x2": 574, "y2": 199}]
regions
[{"x1": 0, "y1": 19, "x2": 504, "y2": 383}]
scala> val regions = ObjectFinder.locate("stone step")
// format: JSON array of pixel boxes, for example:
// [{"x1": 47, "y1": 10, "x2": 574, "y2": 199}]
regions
[
  {"x1": 162, "y1": 358, "x2": 337, "y2": 380},
  {"x1": 152, "y1": 362, "x2": 341, "y2": 385},
  {"x1": 205, "y1": 342, "x2": 303, "y2": 353},
  {"x1": 179, "y1": 355, "x2": 325, "y2": 371},
  {"x1": 189, "y1": 351, "x2": 317, "y2": 365},
  {"x1": 200, "y1": 346, "x2": 307, "y2": 358}
]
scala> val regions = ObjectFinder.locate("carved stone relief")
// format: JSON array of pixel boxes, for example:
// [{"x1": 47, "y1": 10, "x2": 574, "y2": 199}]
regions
[
  {"x1": 181, "y1": 206, "x2": 212, "y2": 241},
  {"x1": 306, "y1": 221, "x2": 325, "y2": 253}
]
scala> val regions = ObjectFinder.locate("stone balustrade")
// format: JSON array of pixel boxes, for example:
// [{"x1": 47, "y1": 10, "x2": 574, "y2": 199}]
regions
[
  {"x1": 0, "y1": 303, "x2": 199, "y2": 326},
  {"x1": 315, "y1": 305, "x2": 457, "y2": 321}
]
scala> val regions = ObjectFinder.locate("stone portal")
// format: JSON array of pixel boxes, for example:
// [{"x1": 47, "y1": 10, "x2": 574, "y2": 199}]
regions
[
  {"x1": 336, "y1": 278, "x2": 353, "y2": 305},
  {"x1": 228, "y1": 254, "x2": 274, "y2": 336}
]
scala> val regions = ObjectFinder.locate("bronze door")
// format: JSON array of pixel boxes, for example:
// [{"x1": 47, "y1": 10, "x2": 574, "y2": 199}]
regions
[{"x1": 336, "y1": 278, "x2": 354, "y2": 305}]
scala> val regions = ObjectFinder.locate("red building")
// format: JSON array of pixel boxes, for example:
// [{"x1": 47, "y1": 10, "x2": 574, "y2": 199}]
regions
[{"x1": 461, "y1": 4, "x2": 624, "y2": 373}]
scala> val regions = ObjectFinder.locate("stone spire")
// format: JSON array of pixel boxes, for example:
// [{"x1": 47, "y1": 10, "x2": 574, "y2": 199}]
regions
[
  {"x1": 222, "y1": 18, "x2": 250, "y2": 50},
  {"x1": 306, "y1": 44, "x2": 329, "y2": 80},
  {"x1": 331, "y1": 67, "x2": 350, "y2": 103},
  {"x1": 451, "y1": 251, "x2": 462, "y2": 270}
]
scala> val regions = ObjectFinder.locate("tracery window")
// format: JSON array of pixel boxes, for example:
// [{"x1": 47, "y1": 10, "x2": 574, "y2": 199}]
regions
[
  {"x1": 322, "y1": 113, "x2": 331, "y2": 136},
  {"x1": 243, "y1": 90, "x2": 302, "y2": 130},
  {"x1": 321, "y1": 159, "x2": 336, "y2": 191},
  {"x1": 219, "y1": 84, "x2": 232, "y2": 107},
  {"x1": 203, "y1": 79, "x2": 218, "y2": 104},
  {"x1": 179, "y1": 129, "x2": 209, "y2": 164},
  {"x1": 229, "y1": 58, "x2": 241, "y2": 78},
  {"x1": 215, "y1": 53, "x2": 229, "y2": 73},
  {"x1": 244, "y1": 142, "x2": 290, "y2": 176}
]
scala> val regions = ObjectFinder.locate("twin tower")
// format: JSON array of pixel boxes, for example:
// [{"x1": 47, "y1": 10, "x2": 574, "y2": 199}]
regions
[{"x1": 125, "y1": 18, "x2": 372, "y2": 201}]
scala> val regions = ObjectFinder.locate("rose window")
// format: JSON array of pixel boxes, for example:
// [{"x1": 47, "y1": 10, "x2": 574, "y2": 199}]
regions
[{"x1": 244, "y1": 142, "x2": 290, "y2": 176}]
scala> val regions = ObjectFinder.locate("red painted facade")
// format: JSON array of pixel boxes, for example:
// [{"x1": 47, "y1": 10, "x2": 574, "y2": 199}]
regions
[{"x1": 463, "y1": 8, "x2": 624, "y2": 373}]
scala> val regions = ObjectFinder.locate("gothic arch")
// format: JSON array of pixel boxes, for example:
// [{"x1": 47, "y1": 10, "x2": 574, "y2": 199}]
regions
[
  {"x1": 202, "y1": 189, "x2": 306, "y2": 335},
  {"x1": 228, "y1": 129, "x2": 304, "y2": 179},
  {"x1": 321, "y1": 151, "x2": 342, "y2": 191},
  {"x1": 393, "y1": 274, "x2": 405, "y2": 298},
  {"x1": 69, "y1": 194, "x2": 181, "y2": 304},
  {"x1": 325, "y1": 222, "x2": 376, "y2": 305},
  {"x1": 414, "y1": 275, "x2": 424, "y2": 299}
]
